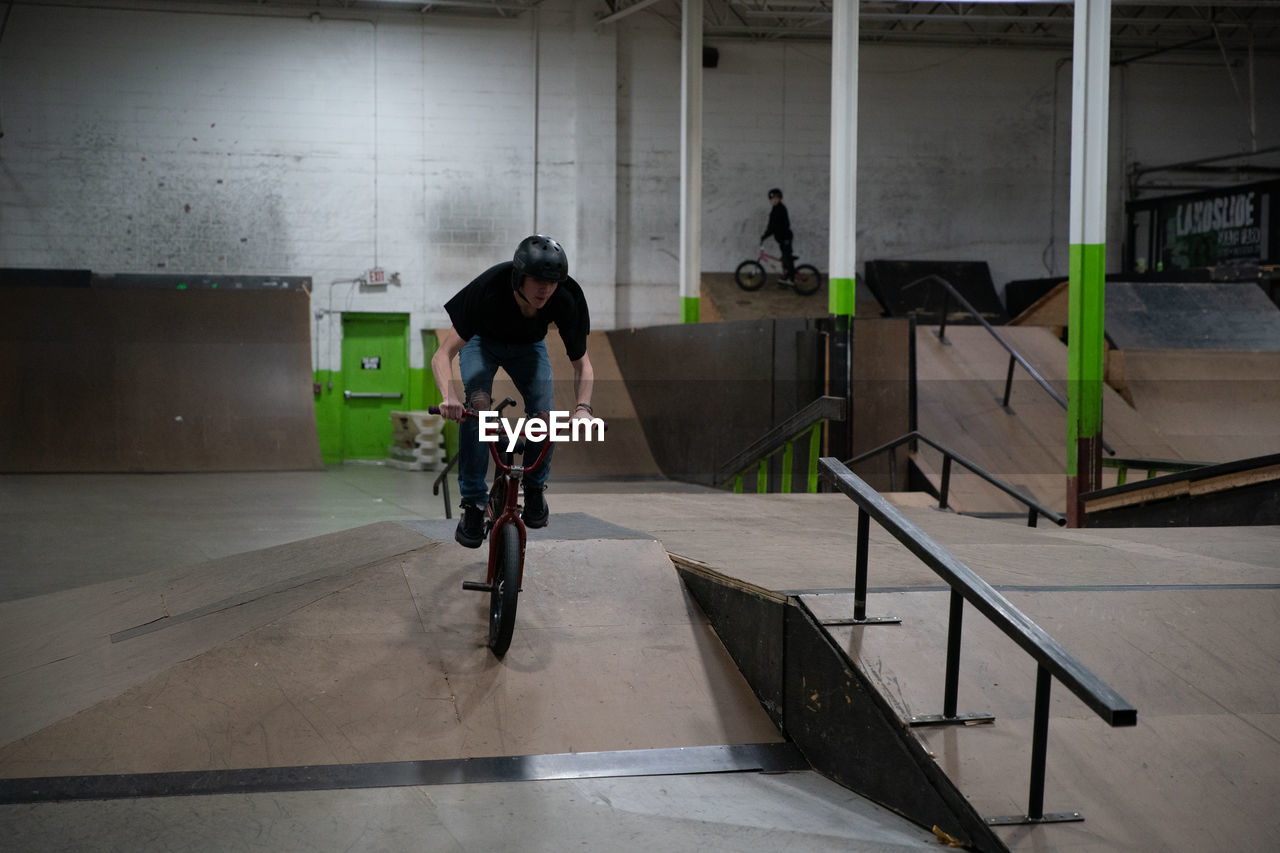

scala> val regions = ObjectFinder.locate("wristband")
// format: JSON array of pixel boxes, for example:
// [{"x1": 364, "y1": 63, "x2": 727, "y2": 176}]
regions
[{"x1": 575, "y1": 402, "x2": 593, "y2": 415}]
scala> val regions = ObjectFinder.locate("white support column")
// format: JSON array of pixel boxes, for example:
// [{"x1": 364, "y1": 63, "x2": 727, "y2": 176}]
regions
[
  {"x1": 1066, "y1": 0, "x2": 1112, "y2": 526},
  {"x1": 680, "y1": 0, "x2": 703, "y2": 323},
  {"x1": 828, "y1": 0, "x2": 858, "y2": 319}
]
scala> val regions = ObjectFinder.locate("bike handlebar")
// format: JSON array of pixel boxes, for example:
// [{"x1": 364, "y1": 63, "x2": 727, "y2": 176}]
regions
[
  {"x1": 427, "y1": 402, "x2": 606, "y2": 431},
  {"x1": 426, "y1": 402, "x2": 606, "y2": 476}
]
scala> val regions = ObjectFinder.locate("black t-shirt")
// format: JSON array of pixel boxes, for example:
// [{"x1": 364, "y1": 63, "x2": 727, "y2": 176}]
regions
[
  {"x1": 445, "y1": 262, "x2": 591, "y2": 361},
  {"x1": 762, "y1": 203, "x2": 792, "y2": 242}
]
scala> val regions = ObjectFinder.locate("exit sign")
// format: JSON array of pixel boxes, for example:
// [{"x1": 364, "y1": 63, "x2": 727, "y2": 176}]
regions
[{"x1": 367, "y1": 267, "x2": 387, "y2": 285}]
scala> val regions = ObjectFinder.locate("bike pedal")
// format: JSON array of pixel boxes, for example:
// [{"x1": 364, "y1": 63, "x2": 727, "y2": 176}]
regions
[{"x1": 462, "y1": 580, "x2": 494, "y2": 592}]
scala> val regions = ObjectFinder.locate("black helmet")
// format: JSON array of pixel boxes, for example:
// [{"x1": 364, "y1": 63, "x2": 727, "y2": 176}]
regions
[
  {"x1": 512, "y1": 235, "x2": 568, "y2": 285},
  {"x1": 768, "y1": 188, "x2": 783, "y2": 199}
]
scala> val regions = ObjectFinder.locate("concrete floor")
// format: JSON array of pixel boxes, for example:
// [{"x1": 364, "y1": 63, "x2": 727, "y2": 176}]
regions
[{"x1": 0, "y1": 467, "x2": 942, "y2": 853}]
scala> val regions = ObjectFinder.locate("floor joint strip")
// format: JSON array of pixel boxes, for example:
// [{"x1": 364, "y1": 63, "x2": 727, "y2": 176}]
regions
[{"x1": 0, "y1": 742, "x2": 809, "y2": 804}]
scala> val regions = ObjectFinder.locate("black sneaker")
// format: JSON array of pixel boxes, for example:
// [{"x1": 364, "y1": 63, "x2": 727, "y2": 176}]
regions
[
  {"x1": 455, "y1": 500, "x2": 485, "y2": 548},
  {"x1": 522, "y1": 486, "x2": 549, "y2": 529}
]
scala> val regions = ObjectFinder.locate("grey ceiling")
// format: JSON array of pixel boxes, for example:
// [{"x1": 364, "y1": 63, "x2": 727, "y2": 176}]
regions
[
  {"x1": 613, "y1": 1, "x2": 1280, "y2": 57},
  {"x1": 21, "y1": 2, "x2": 1280, "y2": 56}
]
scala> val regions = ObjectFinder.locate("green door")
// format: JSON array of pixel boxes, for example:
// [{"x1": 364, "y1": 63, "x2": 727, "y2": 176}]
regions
[{"x1": 340, "y1": 313, "x2": 409, "y2": 460}]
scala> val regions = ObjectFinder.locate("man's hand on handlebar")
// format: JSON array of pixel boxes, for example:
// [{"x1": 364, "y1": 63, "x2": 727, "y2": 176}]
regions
[{"x1": 436, "y1": 397, "x2": 467, "y2": 421}]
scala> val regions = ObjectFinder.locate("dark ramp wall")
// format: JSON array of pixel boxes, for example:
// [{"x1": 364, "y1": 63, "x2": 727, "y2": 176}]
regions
[
  {"x1": 2, "y1": 288, "x2": 322, "y2": 472},
  {"x1": 607, "y1": 317, "x2": 911, "y2": 488}
]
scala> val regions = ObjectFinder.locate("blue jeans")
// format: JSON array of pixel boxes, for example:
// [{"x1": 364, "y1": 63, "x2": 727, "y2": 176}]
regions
[{"x1": 457, "y1": 336, "x2": 555, "y2": 504}]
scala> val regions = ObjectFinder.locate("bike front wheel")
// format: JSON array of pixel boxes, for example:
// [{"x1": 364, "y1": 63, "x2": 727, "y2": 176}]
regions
[
  {"x1": 487, "y1": 523, "x2": 521, "y2": 657},
  {"x1": 793, "y1": 265, "x2": 822, "y2": 296},
  {"x1": 734, "y1": 260, "x2": 767, "y2": 291}
]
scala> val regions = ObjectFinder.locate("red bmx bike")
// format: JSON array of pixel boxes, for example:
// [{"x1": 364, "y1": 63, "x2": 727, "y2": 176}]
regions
[{"x1": 430, "y1": 397, "x2": 547, "y2": 657}]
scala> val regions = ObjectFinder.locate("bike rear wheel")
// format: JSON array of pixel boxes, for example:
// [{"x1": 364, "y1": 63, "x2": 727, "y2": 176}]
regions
[
  {"x1": 793, "y1": 264, "x2": 821, "y2": 295},
  {"x1": 487, "y1": 523, "x2": 521, "y2": 656},
  {"x1": 734, "y1": 260, "x2": 767, "y2": 291}
]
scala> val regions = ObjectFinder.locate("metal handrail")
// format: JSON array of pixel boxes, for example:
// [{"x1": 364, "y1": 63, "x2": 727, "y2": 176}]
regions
[
  {"x1": 902, "y1": 274, "x2": 1115, "y2": 456},
  {"x1": 819, "y1": 457, "x2": 1136, "y2": 825},
  {"x1": 1101, "y1": 455, "x2": 1206, "y2": 486},
  {"x1": 432, "y1": 451, "x2": 460, "y2": 519},
  {"x1": 715, "y1": 395, "x2": 846, "y2": 490},
  {"x1": 844, "y1": 430, "x2": 1066, "y2": 527}
]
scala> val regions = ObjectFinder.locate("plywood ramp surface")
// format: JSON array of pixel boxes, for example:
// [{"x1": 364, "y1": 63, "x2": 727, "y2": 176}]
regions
[
  {"x1": 0, "y1": 525, "x2": 778, "y2": 778},
  {"x1": 558, "y1": 492, "x2": 1280, "y2": 853},
  {"x1": 1112, "y1": 349, "x2": 1280, "y2": 463},
  {"x1": 0, "y1": 522, "x2": 433, "y2": 747},
  {"x1": 914, "y1": 325, "x2": 1180, "y2": 514}
]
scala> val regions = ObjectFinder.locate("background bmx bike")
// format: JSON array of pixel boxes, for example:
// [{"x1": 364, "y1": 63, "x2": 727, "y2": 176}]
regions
[{"x1": 734, "y1": 247, "x2": 821, "y2": 296}]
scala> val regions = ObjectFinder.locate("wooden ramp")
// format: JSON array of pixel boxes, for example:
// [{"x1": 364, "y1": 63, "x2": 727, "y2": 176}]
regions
[
  {"x1": 1109, "y1": 348, "x2": 1280, "y2": 463},
  {"x1": 1104, "y1": 281, "x2": 1280, "y2": 351},
  {"x1": 1082, "y1": 453, "x2": 1280, "y2": 527},
  {"x1": 913, "y1": 325, "x2": 1178, "y2": 515},
  {"x1": 0, "y1": 288, "x2": 322, "y2": 473},
  {"x1": 0, "y1": 520, "x2": 778, "y2": 779},
  {"x1": 551, "y1": 491, "x2": 1280, "y2": 853}
]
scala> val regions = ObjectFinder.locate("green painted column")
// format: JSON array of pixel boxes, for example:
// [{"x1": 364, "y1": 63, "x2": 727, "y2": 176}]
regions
[
  {"x1": 829, "y1": 276, "x2": 856, "y2": 317},
  {"x1": 681, "y1": 296, "x2": 700, "y2": 324},
  {"x1": 1066, "y1": 0, "x2": 1112, "y2": 527}
]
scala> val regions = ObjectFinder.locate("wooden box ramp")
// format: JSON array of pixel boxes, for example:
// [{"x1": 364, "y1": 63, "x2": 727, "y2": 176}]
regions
[
  {"x1": 0, "y1": 521, "x2": 787, "y2": 792},
  {"x1": 606, "y1": 317, "x2": 911, "y2": 489},
  {"x1": 1105, "y1": 281, "x2": 1280, "y2": 351},
  {"x1": 1010, "y1": 281, "x2": 1280, "y2": 351},
  {"x1": 671, "y1": 554, "x2": 1009, "y2": 853},
  {"x1": 913, "y1": 325, "x2": 1178, "y2": 516},
  {"x1": 0, "y1": 521, "x2": 434, "y2": 748},
  {"x1": 1082, "y1": 453, "x2": 1280, "y2": 527},
  {"x1": 0, "y1": 287, "x2": 322, "y2": 472}
]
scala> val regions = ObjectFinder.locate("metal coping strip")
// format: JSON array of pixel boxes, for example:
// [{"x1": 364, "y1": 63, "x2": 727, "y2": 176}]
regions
[
  {"x1": 783, "y1": 583, "x2": 1280, "y2": 596},
  {"x1": 0, "y1": 742, "x2": 808, "y2": 805}
]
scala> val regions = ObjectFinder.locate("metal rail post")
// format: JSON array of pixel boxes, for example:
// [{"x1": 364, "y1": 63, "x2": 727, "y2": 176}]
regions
[
  {"x1": 854, "y1": 508, "x2": 869, "y2": 621},
  {"x1": 943, "y1": 590, "x2": 963, "y2": 718}
]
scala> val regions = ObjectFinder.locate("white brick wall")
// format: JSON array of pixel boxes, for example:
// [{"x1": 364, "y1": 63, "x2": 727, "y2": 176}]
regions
[{"x1": 3, "y1": 2, "x2": 1277, "y2": 352}]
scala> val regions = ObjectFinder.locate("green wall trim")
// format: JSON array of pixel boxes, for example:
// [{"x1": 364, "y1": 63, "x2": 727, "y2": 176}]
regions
[
  {"x1": 681, "y1": 296, "x2": 700, "y2": 324},
  {"x1": 1066, "y1": 242, "x2": 1106, "y2": 476},
  {"x1": 313, "y1": 369, "x2": 343, "y2": 464},
  {"x1": 829, "y1": 276, "x2": 856, "y2": 317},
  {"x1": 420, "y1": 330, "x2": 458, "y2": 460}
]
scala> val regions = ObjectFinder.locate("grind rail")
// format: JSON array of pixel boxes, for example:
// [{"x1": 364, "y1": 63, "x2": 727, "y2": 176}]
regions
[
  {"x1": 716, "y1": 395, "x2": 846, "y2": 493},
  {"x1": 902, "y1": 274, "x2": 1115, "y2": 456},
  {"x1": 844, "y1": 430, "x2": 1065, "y2": 527},
  {"x1": 818, "y1": 457, "x2": 1136, "y2": 826}
]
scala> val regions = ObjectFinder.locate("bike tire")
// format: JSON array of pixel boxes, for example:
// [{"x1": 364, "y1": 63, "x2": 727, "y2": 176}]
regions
[
  {"x1": 487, "y1": 523, "x2": 521, "y2": 657},
  {"x1": 793, "y1": 265, "x2": 822, "y2": 296},
  {"x1": 734, "y1": 260, "x2": 767, "y2": 291}
]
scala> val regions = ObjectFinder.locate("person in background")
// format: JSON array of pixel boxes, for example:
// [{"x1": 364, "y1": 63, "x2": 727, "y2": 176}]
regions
[{"x1": 761, "y1": 187, "x2": 796, "y2": 283}]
